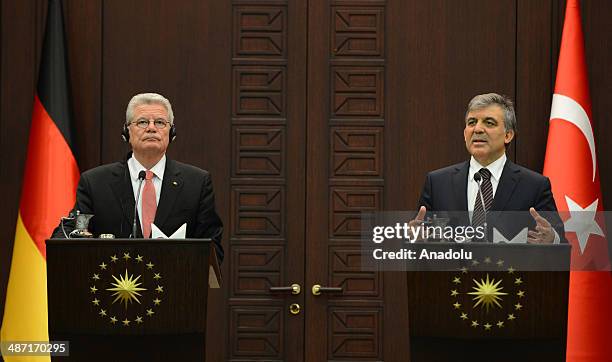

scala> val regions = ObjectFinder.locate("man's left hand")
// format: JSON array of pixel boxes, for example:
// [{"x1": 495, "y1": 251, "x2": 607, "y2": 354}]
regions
[{"x1": 527, "y1": 207, "x2": 554, "y2": 244}]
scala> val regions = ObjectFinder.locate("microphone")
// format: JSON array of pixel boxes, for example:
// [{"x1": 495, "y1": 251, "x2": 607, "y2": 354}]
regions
[
  {"x1": 132, "y1": 170, "x2": 146, "y2": 238},
  {"x1": 473, "y1": 172, "x2": 488, "y2": 241}
]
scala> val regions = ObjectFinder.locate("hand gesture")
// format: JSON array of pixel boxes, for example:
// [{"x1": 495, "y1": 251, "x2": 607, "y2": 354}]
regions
[
  {"x1": 408, "y1": 206, "x2": 427, "y2": 241},
  {"x1": 527, "y1": 207, "x2": 554, "y2": 244}
]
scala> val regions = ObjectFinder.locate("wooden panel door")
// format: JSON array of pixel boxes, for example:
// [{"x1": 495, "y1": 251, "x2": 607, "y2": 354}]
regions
[
  {"x1": 226, "y1": 1, "x2": 307, "y2": 361},
  {"x1": 225, "y1": 1, "x2": 410, "y2": 360},
  {"x1": 306, "y1": 1, "x2": 410, "y2": 361}
]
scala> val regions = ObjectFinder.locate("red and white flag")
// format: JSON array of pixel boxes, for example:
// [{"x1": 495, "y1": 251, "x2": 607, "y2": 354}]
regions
[{"x1": 543, "y1": 0, "x2": 612, "y2": 360}]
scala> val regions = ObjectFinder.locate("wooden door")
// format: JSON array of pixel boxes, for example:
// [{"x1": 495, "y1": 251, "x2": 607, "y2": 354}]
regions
[
  {"x1": 222, "y1": 1, "x2": 308, "y2": 361},
  {"x1": 220, "y1": 0, "x2": 408, "y2": 362},
  {"x1": 305, "y1": 1, "x2": 410, "y2": 361},
  {"x1": 222, "y1": 0, "x2": 409, "y2": 361}
]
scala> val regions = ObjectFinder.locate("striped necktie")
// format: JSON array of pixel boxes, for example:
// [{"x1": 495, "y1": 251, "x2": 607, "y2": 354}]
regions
[{"x1": 472, "y1": 168, "x2": 493, "y2": 233}]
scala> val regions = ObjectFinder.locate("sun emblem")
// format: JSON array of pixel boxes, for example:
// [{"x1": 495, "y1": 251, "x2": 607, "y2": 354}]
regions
[
  {"x1": 450, "y1": 257, "x2": 526, "y2": 331},
  {"x1": 107, "y1": 269, "x2": 147, "y2": 309},
  {"x1": 468, "y1": 274, "x2": 507, "y2": 311},
  {"x1": 89, "y1": 251, "x2": 164, "y2": 327}
]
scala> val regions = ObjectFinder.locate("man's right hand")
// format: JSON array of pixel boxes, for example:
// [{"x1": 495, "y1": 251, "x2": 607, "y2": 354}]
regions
[{"x1": 408, "y1": 206, "x2": 427, "y2": 241}]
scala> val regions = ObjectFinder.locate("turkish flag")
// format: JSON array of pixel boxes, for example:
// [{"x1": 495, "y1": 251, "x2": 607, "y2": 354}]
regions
[{"x1": 543, "y1": 0, "x2": 612, "y2": 360}]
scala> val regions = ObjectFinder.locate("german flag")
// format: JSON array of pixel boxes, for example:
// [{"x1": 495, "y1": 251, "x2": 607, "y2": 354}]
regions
[{"x1": 1, "y1": 0, "x2": 79, "y2": 359}]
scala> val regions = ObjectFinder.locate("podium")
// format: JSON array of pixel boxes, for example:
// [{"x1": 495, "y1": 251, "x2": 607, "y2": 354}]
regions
[
  {"x1": 46, "y1": 238, "x2": 220, "y2": 362},
  {"x1": 406, "y1": 243, "x2": 571, "y2": 362}
]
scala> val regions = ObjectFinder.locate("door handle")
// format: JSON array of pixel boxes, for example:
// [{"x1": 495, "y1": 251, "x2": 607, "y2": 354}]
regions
[
  {"x1": 311, "y1": 284, "x2": 343, "y2": 296},
  {"x1": 269, "y1": 283, "x2": 301, "y2": 295}
]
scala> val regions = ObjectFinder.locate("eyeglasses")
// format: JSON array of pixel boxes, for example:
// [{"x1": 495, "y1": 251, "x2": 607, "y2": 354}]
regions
[{"x1": 130, "y1": 118, "x2": 171, "y2": 129}]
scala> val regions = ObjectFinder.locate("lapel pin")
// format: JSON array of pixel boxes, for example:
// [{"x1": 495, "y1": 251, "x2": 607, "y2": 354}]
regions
[{"x1": 172, "y1": 181, "x2": 178, "y2": 186}]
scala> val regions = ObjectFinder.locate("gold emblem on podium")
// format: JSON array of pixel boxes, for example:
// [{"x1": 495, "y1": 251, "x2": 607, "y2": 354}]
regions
[
  {"x1": 89, "y1": 252, "x2": 164, "y2": 326},
  {"x1": 450, "y1": 257, "x2": 526, "y2": 331},
  {"x1": 107, "y1": 269, "x2": 146, "y2": 308}
]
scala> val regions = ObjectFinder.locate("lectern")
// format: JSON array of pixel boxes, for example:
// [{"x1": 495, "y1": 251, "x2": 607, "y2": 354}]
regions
[
  {"x1": 406, "y1": 243, "x2": 571, "y2": 362},
  {"x1": 46, "y1": 238, "x2": 220, "y2": 362}
]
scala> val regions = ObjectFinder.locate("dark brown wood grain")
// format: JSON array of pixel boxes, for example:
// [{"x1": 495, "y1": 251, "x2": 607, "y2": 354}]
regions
[
  {"x1": 228, "y1": 1, "x2": 307, "y2": 361},
  {"x1": 46, "y1": 238, "x2": 211, "y2": 362},
  {"x1": 63, "y1": 0, "x2": 102, "y2": 171},
  {"x1": 515, "y1": 0, "x2": 554, "y2": 170},
  {"x1": 407, "y1": 268, "x2": 569, "y2": 361}
]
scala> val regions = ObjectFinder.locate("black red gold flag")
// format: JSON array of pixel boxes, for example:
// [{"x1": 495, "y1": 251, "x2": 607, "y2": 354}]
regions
[{"x1": 1, "y1": 1, "x2": 79, "y2": 359}]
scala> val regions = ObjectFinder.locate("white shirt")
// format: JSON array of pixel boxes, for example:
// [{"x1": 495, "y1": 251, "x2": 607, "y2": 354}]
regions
[
  {"x1": 128, "y1": 155, "x2": 166, "y2": 235},
  {"x1": 467, "y1": 153, "x2": 507, "y2": 220}
]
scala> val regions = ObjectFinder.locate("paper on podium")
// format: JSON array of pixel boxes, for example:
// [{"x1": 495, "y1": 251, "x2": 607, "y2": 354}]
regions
[
  {"x1": 151, "y1": 223, "x2": 186, "y2": 238},
  {"x1": 150, "y1": 223, "x2": 221, "y2": 288}
]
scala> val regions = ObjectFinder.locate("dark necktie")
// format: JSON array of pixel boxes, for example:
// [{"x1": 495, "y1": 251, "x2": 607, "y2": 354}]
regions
[{"x1": 472, "y1": 168, "x2": 493, "y2": 230}]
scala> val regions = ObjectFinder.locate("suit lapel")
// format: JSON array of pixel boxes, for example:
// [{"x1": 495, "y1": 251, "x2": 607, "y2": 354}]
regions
[
  {"x1": 452, "y1": 162, "x2": 470, "y2": 225},
  {"x1": 486, "y1": 160, "x2": 519, "y2": 230},
  {"x1": 109, "y1": 162, "x2": 139, "y2": 234},
  {"x1": 154, "y1": 159, "x2": 183, "y2": 229},
  {"x1": 492, "y1": 160, "x2": 520, "y2": 211}
]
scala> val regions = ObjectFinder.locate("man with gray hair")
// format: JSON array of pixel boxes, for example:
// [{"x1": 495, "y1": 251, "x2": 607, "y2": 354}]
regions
[
  {"x1": 412, "y1": 93, "x2": 563, "y2": 244},
  {"x1": 52, "y1": 92, "x2": 224, "y2": 261}
]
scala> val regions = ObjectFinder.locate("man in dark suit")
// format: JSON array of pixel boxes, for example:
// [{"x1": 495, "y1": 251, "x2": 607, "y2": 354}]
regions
[
  {"x1": 52, "y1": 92, "x2": 223, "y2": 260},
  {"x1": 413, "y1": 93, "x2": 562, "y2": 244}
]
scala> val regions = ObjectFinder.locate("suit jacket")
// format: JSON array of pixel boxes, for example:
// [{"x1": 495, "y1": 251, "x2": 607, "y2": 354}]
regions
[
  {"x1": 52, "y1": 156, "x2": 224, "y2": 262},
  {"x1": 418, "y1": 159, "x2": 564, "y2": 241}
]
